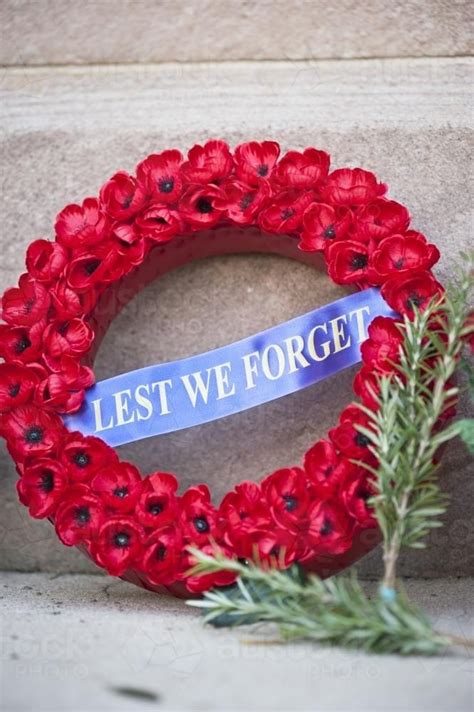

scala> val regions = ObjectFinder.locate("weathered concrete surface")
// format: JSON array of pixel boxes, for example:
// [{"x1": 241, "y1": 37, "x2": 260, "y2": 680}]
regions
[
  {"x1": 0, "y1": 58, "x2": 473, "y2": 576},
  {"x1": 0, "y1": 572, "x2": 472, "y2": 711},
  {"x1": 1, "y1": 0, "x2": 472, "y2": 65}
]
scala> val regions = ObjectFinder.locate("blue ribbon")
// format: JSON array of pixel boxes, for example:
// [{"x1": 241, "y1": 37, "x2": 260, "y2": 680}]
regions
[{"x1": 64, "y1": 288, "x2": 396, "y2": 446}]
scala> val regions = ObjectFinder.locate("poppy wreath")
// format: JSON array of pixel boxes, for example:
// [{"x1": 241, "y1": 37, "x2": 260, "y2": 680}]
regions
[{"x1": 0, "y1": 140, "x2": 444, "y2": 596}]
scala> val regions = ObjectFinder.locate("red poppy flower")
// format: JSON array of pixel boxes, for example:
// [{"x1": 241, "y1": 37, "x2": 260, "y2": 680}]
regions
[
  {"x1": 321, "y1": 168, "x2": 387, "y2": 206},
  {"x1": 179, "y1": 185, "x2": 226, "y2": 228},
  {"x1": 0, "y1": 363, "x2": 39, "y2": 412},
  {"x1": 108, "y1": 220, "x2": 140, "y2": 246},
  {"x1": 17, "y1": 459, "x2": 68, "y2": 518},
  {"x1": 258, "y1": 190, "x2": 314, "y2": 234},
  {"x1": 353, "y1": 199, "x2": 410, "y2": 240},
  {"x1": 50, "y1": 280, "x2": 97, "y2": 320},
  {"x1": 35, "y1": 356, "x2": 94, "y2": 414},
  {"x1": 0, "y1": 405, "x2": 65, "y2": 460},
  {"x1": 60, "y1": 432, "x2": 118, "y2": 483},
  {"x1": 353, "y1": 366, "x2": 382, "y2": 410},
  {"x1": 342, "y1": 471, "x2": 377, "y2": 529},
  {"x1": 91, "y1": 462, "x2": 142, "y2": 513},
  {"x1": 98, "y1": 235, "x2": 148, "y2": 279},
  {"x1": 261, "y1": 467, "x2": 310, "y2": 534},
  {"x1": 99, "y1": 171, "x2": 148, "y2": 221},
  {"x1": 136, "y1": 150, "x2": 184, "y2": 204},
  {"x1": 235, "y1": 141, "x2": 280, "y2": 185},
  {"x1": 180, "y1": 484, "x2": 218, "y2": 545},
  {"x1": 139, "y1": 525, "x2": 183, "y2": 586},
  {"x1": 329, "y1": 404, "x2": 375, "y2": 460},
  {"x1": 72, "y1": 235, "x2": 148, "y2": 288},
  {"x1": 135, "y1": 472, "x2": 179, "y2": 528},
  {"x1": 299, "y1": 202, "x2": 352, "y2": 253},
  {"x1": 239, "y1": 526, "x2": 297, "y2": 567},
  {"x1": 275, "y1": 148, "x2": 330, "y2": 189},
  {"x1": 0, "y1": 323, "x2": 44, "y2": 364},
  {"x1": 65, "y1": 252, "x2": 110, "y2": 293},
  {"x1": 184, "y1": 543, "x2": 237, "y2": 593},
  {"x1": 370, "y1": 234, "x2": 440, "y2": 282},
  {"x1": 219, "y1": 481, "x2": 272, "y2": 550},
  {"x1": 135, "y1": 205, "x2": 183, "y2": 242},
  {"x1": 307, "y1": 500, "x2": 353, "y2": 554},
  {"x1": 304, "y1": 440, "x2": 352, "y2": 499},
  {"x1": 55, "y1": 486, "x2": 105, "y2": 545},
  {"x1": 1, "y1": 274, "x2": 50, "y2": 326},
  {"x1": 26, "y1": 240, "x2": 68, "y2": 283},
  {"x1": 55, "y1": 198, "x2": 108, "y2": 248},
  {"x1": 43, "y1": 318, "x2": 94, "y2": 365},
  {"x1": 381, "y1": 270, "x2": 443, "y2": 317},
  {"x1": 90, "y1": 516, "x2": 145, "y2": 576},
  {"x1": 214, "y1": 179, "x2": 272, "y2": 225},
  {"x1": 327, "y1": 240, "x2": 371, "y2": 285},
  {"x1": 360, "y1": 316, "x2": 403, "y2": 374},
  {"x1": 181, "y1": 140, "x2": 234, "y2": 184}
]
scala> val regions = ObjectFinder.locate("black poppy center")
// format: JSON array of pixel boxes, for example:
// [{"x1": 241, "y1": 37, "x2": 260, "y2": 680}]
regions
[
  {"x1": 194, "y1": 516, "x2": 210, "y2": 533},
  {"x1": 74, "y1": 451, "x2": 90, "y2": 468},
  {"x1": 283, "y1": 495, "x2": 298, "y2": 512},
  {"x1": 158, "y1": 178, "x2": 174, "y2": 194},
  {"x1": 281, "y1": 208, "x2": 295, "y2": 220},
  {"x1": 156, "y1": 544, "x2": 167, "y2": 561},
  {"x1": 240, "y1": 193, "x2": 254, "y2": 210},
  {"x1": 84, "y1": 259, "x2": 100, "y2": 276},
  {"x1": 351, "y1": 254, "x2": 368, "y2": 270},
  {"x1": 15, "y1": 335, "x2": 31, "y2": 354},
  {"x1": 196, "y1": 197, "x2": 213, "y2": 214},
  {"x1": 25, "y1": 426, "x2": 43, "y2": 444},
  {"x1": 113, "y1": 486, "x2": 129, "y2": 499},
  {"x1": 324, "y1": 225, "x2": 336, "y2": 239},
  {"x1": 148, "y1": 501, "x2": 164, "y2": 516},
  {"x1": 407, "y1": 293, "x2": 423, "y2": 309},
  {"x1": 393, "y1": 258, "x2": 404, "y2": 269},
  {"x1": 320, "y1": 517, "x2": 333, "y2": 536},
  {"x1": 355, "y1": 433, "x2": 370, "y2": 447},
  {"x1": 40, "y1": 471, "x2": 54, "y2": 492},
  {"x1": 122, "y1": 194, "x2": 134, "y2": 209},
  {"x1": 152, "y1": 216, "x2": 167, "y2": 224},
  {"x1": 8, "y1": 383, "x2": 21, "y2": 398},
  {"x1": 257, "y1": 164, "x2": 269, "y2": 177},
  {"x1": 114, "y1": 532, "x2": 131, "y2": 548},
  {"x1": 75, "y1": 506, "x2": 91, "y2": 525}
]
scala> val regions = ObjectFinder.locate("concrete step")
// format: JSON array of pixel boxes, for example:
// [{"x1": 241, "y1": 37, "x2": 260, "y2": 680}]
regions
[
  {"x1": 1, "y1": 571, "x2": 472, "y2": 711},
  {"x1": 0, "y1": 58, "x2": 472, "y2": 577},
  {"x1": 1, "y1": 0, "x2": 471, "y2": 65}
]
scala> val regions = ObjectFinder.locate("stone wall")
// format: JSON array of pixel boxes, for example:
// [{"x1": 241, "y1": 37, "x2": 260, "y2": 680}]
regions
[{"x1": 0, "y1": 3, "x2": 472, "y2": 576}]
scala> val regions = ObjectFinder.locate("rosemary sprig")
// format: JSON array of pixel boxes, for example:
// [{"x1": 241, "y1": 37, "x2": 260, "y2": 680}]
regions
[
  {"x1": 187, "y1": 551, "x2": 449, "y2": 655},
  {"x1": 186, "y1": 257, "x2": 473, "y2": 655},
  {"x1": 356, "y1": 262, "x2": 473, "y2": 591}
]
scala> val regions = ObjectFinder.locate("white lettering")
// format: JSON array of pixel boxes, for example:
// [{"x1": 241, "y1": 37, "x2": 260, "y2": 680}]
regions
[
  {"x1": 349, "y1": 306, "x2": 371, "y2": 343},
  {"x1": 92, "y1": 398, "x2": 114, "y2": 432},
  {"x1": 151, "y1": 379, "x2": 173, "y2": 415},
  {"x1": 214, "y1": 362, "x2": 236, "y2": 400},
  {"x1": 283, "y1": 335, "x2": 311, "y2": 373},
  {"x1": 262, "y1": 344, "x2": 286, "y2": 380},
  {"x1": 242, "y1": 351, "x2": 261, "y2": 389},
  {"x1": 330, "y1": 314, "x2": 351, "y2": 353},
  {"x1": 181, "y1": 370, "x2": 213, "y2": 407},
  {"x1": 113, "y1": 389, "x2": 135, "y2": 426},
  {"x1": 307, "y1": 323, "x2": 331, "y2": 361}
]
